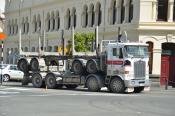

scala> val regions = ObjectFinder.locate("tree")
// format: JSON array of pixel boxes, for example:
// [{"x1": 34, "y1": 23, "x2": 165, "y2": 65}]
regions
[{"x1": 74, "y1": 32, "x2": 95, "y2": 52}]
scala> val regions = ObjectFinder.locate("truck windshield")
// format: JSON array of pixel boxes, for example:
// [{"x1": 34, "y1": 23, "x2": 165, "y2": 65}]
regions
[{"x1": 125, "y1": 45, "x2": 148, "y2": 58}]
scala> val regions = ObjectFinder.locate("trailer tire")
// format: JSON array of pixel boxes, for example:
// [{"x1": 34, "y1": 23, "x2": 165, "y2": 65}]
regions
[
  {"x1": 65, "y1": 85, "x2": 78, "y2": 89},
  {"x1": 134, "y1": 87, "x2": 144, "y2": 93},
  {"x1": 110, "y1": 78, "x2": 125, "y2": 93},
  {"x1": 32, "y1": 73, "x2": 43, "y2": 88},
  {"x1": 71, "y1": 60, "x2": 84, "y2": 75},
  {"x1": 86, "y1": 60, "x2": 98, "y2": 74},
  {"x1": 30, "y1": 58, "x2": 39, "y2": 71},
  {"x1": 87, "y1": 76, "x2": 100, "y2": 92},
  {"x1": 17, "y1": 58, "x2": 29, "y2": 73},
  {"x1": 45, "y1": 73, "x2": 57, "y2": 89}
]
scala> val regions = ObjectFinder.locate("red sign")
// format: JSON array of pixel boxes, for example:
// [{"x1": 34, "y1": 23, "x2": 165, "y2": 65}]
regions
[
  {"x1": 107, "y1": 60, "x2": 124, "y2": 65},
  {"x1": 0, "y1": 33, "x2": 7, "y2": 40}
]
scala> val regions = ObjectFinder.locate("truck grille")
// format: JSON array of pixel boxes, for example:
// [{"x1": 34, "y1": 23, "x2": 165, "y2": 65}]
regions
[{"x1": 134, "y1": 61, "x2": 146, "y2": 78}]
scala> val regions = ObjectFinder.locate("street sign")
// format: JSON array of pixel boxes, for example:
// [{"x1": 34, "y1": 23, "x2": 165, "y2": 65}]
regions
[{"x1": 0, "y1": 33, "x2": 7, "y2": 40}]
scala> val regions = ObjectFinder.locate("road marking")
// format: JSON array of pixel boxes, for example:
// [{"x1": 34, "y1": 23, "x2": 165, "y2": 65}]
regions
[
  {"x1": 0, "y1": 91, "x2": 20, "y2": 94},
  {"x1": 2, "y1": 87, "x2": 31, "y2": 91}
]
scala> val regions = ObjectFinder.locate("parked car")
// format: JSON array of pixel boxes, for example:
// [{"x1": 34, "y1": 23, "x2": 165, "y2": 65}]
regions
[{"x1": 0, "y1": 64, "x2": 24, "y2": 82}]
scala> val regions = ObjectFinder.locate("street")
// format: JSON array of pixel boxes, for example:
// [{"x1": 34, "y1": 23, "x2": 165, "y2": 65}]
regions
[{"x1": 0, "y1": 82, "x2": 175, "y2": 116}]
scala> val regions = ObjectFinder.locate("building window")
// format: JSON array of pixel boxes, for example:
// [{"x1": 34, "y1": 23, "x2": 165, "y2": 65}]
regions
[
  {"x1": 157, "y1": 0, "x2": 168, "y2": 21},
  {"x1": 46, "y1": 13, "x2": 51, "y2": 32},
  {"x1": 37, "y1": 15, "x2": 41, "y2": 32},
  {"x1": 121, "y1": 0, "x2": 125, "y2": 23},
  {"x1": 51, "y1": 12, "x2": 55, "y2": 31},
  {"x1": 173, "y1": 1, "x2": 175, "y2": 21},
  {"x1": 32, "y1": 47, "x2": 35, "y2": 52},
  {"x1": 22, "y1": 18, "x2": 25, "y2": 34},
  {"x1": 15, "y1": 19, "x2": 18, "y2": 35},
  {"x1": 55, "y1": 11, "x2": 60, "y2": 30},
  {"x1": 33, "y1": 15, "x2": 37, "y2": 33},
  {"x1": 72, "y1": 8, "x2": 76, "y2": 28},
  {"x1": 82, "y1": 5, "x2": 88, "y2": 28},
  {"x1": 89, "y1": 4, "x2": 95, "y2": 27},
  {"x1": 7, "y1": 20, "x2": 11, "y2": 35},
  {"x1": 65, "y1": 9, "x2": 71, "y2": 30},
  {"x1": 129, "y1": 0, "x2": 133, "y2": 23},
  {"x1": 111, "y1": 0, "x2": 116, "y2": 25},
  {"x1": 24, "y1": 47, "x2": 28, "y2": 52},
  {"x1": 25, "y1": 17, "x2": 29, "y2": 34},
  {"x1": 96, "y1": 2, "x2": 102, "y2": 26}
]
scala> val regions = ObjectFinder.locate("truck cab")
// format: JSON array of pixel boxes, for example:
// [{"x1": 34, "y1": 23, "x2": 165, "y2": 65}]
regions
[{"x1": 106, "y1": 42, "x2": 150, "y2": 92}]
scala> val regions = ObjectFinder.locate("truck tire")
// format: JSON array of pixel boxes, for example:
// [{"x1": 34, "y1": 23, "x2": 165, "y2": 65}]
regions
[
  {"x1": 71, "y1": 60, "x2": 84, "y2": 75},
  {"x1": 86, "y1": 60, "x2": 98, "y2": 74},
  {"x1": 45, "y1": 73, "x2": 57, "y2": 89},
  {"x1": 110, "y1": 78, "x2": 125, "y2": 93},
  {"x1": 30, "y1": 58, "x2": 39, "y2": 71},
  {"x1": 87, "y1": 76, "x2": 100, "y2": 92},
  {"x1": 17, "y1": 58, "x2": 29, "y2": 73},
  {"x1": 32, "y1": 73, "x2": 43, "y2": 88},
  {"x1": 134, "y1": 87, "x2": 144, "y2": 93},
  {"x1": 65, "y1": 85, "x2": 78, "y2": 89}
]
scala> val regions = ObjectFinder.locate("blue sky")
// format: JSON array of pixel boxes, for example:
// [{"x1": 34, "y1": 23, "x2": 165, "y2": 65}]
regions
[{"x1": 0, "y1": 0, "x2": 5, "y2": 12}]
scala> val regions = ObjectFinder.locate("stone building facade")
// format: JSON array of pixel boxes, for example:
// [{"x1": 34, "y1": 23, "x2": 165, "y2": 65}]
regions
[{"x1": 4, "y1": 0, "x2": 175, "y2": 77}]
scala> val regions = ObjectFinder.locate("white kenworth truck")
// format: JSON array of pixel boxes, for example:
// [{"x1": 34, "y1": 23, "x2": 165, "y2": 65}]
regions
[{"x1": 17, "y1": 28, "x2": 150, "y2": 93}]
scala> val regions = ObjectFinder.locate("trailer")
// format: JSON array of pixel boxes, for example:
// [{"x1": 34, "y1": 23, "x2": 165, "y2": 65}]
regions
[{"x1": 17, "y1": 28, "x2": 150, "y2": 93}]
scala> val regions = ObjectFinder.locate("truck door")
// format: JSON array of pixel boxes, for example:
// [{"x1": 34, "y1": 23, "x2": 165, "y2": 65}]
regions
[{"x1": 107, "y1": 47, "x2": 123, "y2": 76}]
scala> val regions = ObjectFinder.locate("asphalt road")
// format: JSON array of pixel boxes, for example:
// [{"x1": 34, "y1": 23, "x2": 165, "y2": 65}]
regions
[{"x1": 0, "y1": 82, "x2": 175, "y2": 116}]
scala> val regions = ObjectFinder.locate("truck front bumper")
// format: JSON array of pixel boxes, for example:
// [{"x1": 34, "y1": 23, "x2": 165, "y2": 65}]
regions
[{"x1": 124, "y1": 79, "x2": 150, "y2": 88}]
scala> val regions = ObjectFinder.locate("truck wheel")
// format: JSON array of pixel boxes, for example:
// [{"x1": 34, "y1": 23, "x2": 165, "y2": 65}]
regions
[
  {"x1": 71, "y1": 60, "x2": 84, "y2": 75},
  {"x1": 45, "y1": 73, "x2": 57, "y2": 89},
  {"x1": 110, "y1": 78, "x2": 125, "y2": 93},
  {"x1": 134, "y1": 87, "x2": 144, "y2": 93},
  {"x1": 30, "y1": 58, "x2": 39, "y2": 71},
  {"x1": 65, "y1": 85, "x2": 78, "y2": 89},
  {"x1": 86, "y1": 60, "x2": 98, "y2": 74},
  {"x1": 32, "y1": 73, "x2": 43, "y2": 88},
  {"x1": 87, "y1": 76, "x2": 100, "y2": 92}
]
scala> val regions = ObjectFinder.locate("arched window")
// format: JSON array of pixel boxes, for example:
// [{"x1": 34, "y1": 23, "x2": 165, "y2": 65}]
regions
[
  {"x1": 33, "y1": 15, "x2": 37, "y2": 33},
  {"x1": 65, "y1": 9, "x2": 71, "y2": 30},
  {"x1": 157, "y1": 0, "x2": 168, "y2": 21},
  {"x1": 72, "y1": 8, "x2": 76, "y2": 28},
  {"x1": 55, "y1": 11, "x2": 60, "y2": 30},
  {"x1": 129, "y1": 0, "x2": 133, "y2": 23},
  {"x1": 96, "y1": 2, "x2": 102, "y2": 26},
  {"x1": 46, "y1": 13, "x2": 50, "y2": 32},
  {"x1": 24, "y1": 47, "x2": 28, "y2": 52},
  {"x1": 25, "y1": 17, "x2": 29, "y2": 34},
  {"x1": 11, "y1": 19, "x2": 15, "y2": 35},
  {"x1": 89, "y1": 4, "x2": 95, "y2": 27},
  {"x1": 7, "y1": 20, "x2": 11, "y2": 35},
  {"x1": 82, "y1": 5, "x2": 88, "y2": 28},
  {"x1": 112, "y1": 0, "x2": 116, "y2": 24},
  {"x1": 15, "y1": 19, "x2": 18, "y2": 35},
  {"x1": 173, "y1": 1, "x2": 175, "y2": 21},
  {"x1": 22, "y1": 18, "x2": 25, "y2": 34},
  {"x1": 32, "y1": 47, "x2": 35, "y2": 52},
  {"x1": 51, "y1": 12, "x2": 55, "y2": 31},
  {"x1": 37, "y1": 15, "x2": 41, "y2": 32},
  {"x1": 121, "y1": 0, "x2": 125, "y2": 23}
]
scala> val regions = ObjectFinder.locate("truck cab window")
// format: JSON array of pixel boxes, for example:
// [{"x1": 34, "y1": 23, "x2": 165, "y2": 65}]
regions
[{"x1": 112, "y1": 48, "x2": 123, "y2": 58}]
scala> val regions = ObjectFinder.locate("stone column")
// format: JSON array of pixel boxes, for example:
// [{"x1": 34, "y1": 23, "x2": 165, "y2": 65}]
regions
[
  {"x1": 152, "y1": 0, "x2": 157, "y2": 22},
  {"x1": 116, "y1": 5, "x2": 121, "y2": 24},
  {"x1": 168, "y1": 0, "x2": 174, "y2": 22},
  {"x1": 55, "y1": 16, "x2": 58, "y2": 30}
]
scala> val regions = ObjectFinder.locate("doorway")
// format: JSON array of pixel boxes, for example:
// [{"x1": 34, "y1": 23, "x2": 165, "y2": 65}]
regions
[
  {"x1": 161, "y1": 43, "x2": 175, "y2": 87},
  {"x1": 146, "y1": 42, "x2": 153, "y2": 74}
]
